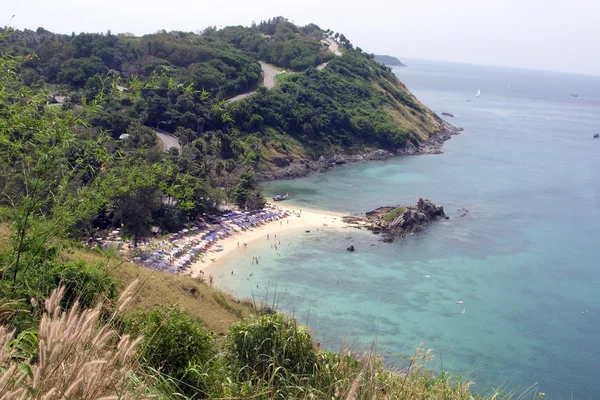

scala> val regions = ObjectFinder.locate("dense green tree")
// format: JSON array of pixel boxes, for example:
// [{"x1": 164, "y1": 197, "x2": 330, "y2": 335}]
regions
[
  {"x1": 108, "y1": 167, "x2": 161, "y2": 247},
  {"x1": 125, "y1": 121, "x2": 158, "y2": 148},
  {"x1": 232, "y1": 171, "x2": 265, "y2": 210},
  {"x1": 0, "y1": 54, "x2": 109, "y2": 286}
]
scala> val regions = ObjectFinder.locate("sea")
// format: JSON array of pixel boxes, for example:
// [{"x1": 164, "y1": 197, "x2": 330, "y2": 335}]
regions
[{"x1": 212, "y1": 59, "x2": 600, "y2": 399}]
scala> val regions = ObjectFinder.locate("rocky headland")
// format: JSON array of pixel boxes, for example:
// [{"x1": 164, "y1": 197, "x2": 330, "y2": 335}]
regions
[
  {"x1": 343, "y1": 198, "x2": 447, "y2": 242},
  {"x1": 258, "y1": 121, "x2": 462, "y2": 181}
]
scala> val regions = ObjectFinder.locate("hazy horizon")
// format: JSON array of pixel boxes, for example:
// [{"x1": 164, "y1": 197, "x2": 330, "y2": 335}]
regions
[{"x1": 2, "y1": 0, "x2": 598, "y2": 76}]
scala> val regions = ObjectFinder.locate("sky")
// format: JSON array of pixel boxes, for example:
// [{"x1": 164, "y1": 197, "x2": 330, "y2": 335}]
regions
[{"x1": 2, "y1": 0, "x2": 599, "y2": 75}]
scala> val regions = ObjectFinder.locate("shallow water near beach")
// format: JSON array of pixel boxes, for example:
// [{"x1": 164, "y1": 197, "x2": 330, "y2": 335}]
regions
[{"x1": 212, "y1": 60, "x2": 600, "y2": 398}]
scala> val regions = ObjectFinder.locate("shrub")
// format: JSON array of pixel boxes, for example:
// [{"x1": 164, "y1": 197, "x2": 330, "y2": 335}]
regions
[
  {"x1": 124, "y1": 307, "x2": 214, "y2": 376},
  {"x1": 48, "y1": 260, "x2": 117, "y2": 309},
  {"x1": 226, "y1": 313, "x2": 316, "y2": 381}
]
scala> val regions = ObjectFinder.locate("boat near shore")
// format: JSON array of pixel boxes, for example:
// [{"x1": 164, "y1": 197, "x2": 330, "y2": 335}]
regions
[{"x1": 273, "y1": 193, "x2": 289, "y2": 201}]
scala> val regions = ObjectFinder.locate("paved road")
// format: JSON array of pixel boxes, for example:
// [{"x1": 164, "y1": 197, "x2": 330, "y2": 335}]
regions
[
  {"x1": 321, "y1": 38, "x2": 341, "y2": 56},
  {"x1": 226, "y1": 62, "x2": 281, "y2": 103},
  {"x1": 156, "y1": 128, "x2": 181, "y2": 151},
  {"x1": 260, "y1": 61, "x2": 280, "y2": 89},
  {"x1": 156, "y1": 62, "x2": 282, "y2": 150},
  {"x1": 316, "y1": 38, "x2": 342, "y2": 71}
]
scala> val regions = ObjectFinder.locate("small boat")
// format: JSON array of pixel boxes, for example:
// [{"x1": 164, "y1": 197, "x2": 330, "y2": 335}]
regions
[
  {"x1": 476, "y1": 89, "x2": 480, "y2": 97},
  {"x1": 272, "y1": 193, "x2": 289, "y2": 202},
  {"x1": 456, "y1": 299, "x2": 464, "y2": 304},
  {"x1": 594, "y1": 133, "x2": 599, "y2": 139},
  {"x1": 571, "y1": 94, "x2": 579, "y2": 98}
]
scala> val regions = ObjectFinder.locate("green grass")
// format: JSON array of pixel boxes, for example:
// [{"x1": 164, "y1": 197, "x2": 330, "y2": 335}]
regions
[
  {"x1": 57, "y1": 245, "x2": 254, "y2": 335},
  {"x1": 383, "y1": 206, "x2": 405, "y2": 222}
]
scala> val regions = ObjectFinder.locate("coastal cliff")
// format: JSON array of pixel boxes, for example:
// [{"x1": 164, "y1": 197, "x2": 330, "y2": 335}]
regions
[
  {"x1": 374, "y1": 54, "x2": 407, "y2": 67},
  {"x1": 344, "y1": 198, "x2": 447, "y2": 242},
  {"x1": 258, "y1": 121, "x2": 462, "y2": 180}
]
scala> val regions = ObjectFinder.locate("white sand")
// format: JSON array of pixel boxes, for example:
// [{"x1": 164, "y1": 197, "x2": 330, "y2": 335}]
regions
[{"x1": 190, "y1": 207, "x2": 349, "y2": 278}]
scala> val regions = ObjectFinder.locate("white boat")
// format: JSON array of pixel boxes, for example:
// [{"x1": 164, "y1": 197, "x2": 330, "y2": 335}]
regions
[{"x1": 476, "y1": 89, "x2": 481, "y2": 97}]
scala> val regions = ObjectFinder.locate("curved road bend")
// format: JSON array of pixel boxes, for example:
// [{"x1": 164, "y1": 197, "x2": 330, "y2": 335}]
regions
[
  {"x1": 156, "y1": 128, "x2": 181, "y2": 151},
  {"x1": 157, "y1": 62, "x2": 281, "y2": 149},
  {"x1": 226, "y1": 61, "x2": 281, "y2": 103},
  {"x1": 316, "y1": 38, "x2": 341, "y2": 70}
]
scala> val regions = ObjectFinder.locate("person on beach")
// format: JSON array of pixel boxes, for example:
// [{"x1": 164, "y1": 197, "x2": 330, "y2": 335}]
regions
[{"x1": 267, "y1": 234, "x2": 269, "y2": 240}]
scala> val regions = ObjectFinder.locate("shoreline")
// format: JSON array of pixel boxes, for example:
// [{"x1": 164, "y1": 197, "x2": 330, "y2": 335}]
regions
[
  {"x1": 190, "y1": 207, "x2": 349, "y2": 278},
  {"x1": 257, "y1": 120, "x2": 461, "y2": 181}
]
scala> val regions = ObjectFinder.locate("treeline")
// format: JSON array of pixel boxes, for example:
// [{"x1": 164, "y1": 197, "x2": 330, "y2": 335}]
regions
[{"x1": 1, "y1": 27, "x2": 261, "y2": 97}]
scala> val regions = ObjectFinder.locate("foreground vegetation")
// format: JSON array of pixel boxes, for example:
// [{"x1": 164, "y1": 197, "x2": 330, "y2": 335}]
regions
[
  {"x1": 1, "y1": 277, "x2": 527, "y2": 399},
  {"x1": 0, "y1": 19, "x2": 540, "y2": 399}
]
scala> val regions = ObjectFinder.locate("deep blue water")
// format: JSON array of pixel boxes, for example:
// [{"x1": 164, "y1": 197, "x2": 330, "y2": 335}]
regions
[{"x1": 214, "y1": 59, "x2": 600, "y2": 399}]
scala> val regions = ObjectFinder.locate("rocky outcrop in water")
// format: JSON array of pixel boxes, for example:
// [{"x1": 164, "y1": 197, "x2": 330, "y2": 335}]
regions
[{"x1": 343, "y1": 198, "x2": 447, "y2": 242}]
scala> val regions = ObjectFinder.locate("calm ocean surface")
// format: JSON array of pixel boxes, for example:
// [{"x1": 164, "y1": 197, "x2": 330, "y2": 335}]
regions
[{"x1": 214, "y1": 59, "x2": 600, "y2": 398}]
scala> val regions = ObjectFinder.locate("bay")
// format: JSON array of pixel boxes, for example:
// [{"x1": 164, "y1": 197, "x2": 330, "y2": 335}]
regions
[{"x1": 212, "y1": 59, "x2": 600, "y2": 399}]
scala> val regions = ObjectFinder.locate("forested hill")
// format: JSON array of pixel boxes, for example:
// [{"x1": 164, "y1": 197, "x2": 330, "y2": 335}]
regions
[
  {"x1": 0, "y1": 17, "x2": 450, "y2": 239},
  {"x1": 0, "y1": 18, "x2": 445, "y2": 166}
]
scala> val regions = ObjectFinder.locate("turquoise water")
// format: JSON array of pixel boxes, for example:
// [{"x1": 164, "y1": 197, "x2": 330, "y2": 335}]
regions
[{"x1": 213, "y1": 60, "x2": 600, "y2": 398}]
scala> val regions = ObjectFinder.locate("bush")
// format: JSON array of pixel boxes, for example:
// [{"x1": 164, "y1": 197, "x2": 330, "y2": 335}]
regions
[
  {"x1": 226, "y1": 313, "x2": 316, "y2": 381},
  {"x1": 124, "y1": 307, "x2": 215, "y2": 375},
  {"x1": 48, "y1": 261, "x2": 117, "y2": 309}
]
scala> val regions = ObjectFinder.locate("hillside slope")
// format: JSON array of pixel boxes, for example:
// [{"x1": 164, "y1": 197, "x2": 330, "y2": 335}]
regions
[{"x1": 0, "y1": 18, "x2": 454, "y2": 178}]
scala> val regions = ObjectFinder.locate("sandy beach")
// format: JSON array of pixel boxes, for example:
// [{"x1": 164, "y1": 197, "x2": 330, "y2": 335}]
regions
[{"x1": 190, "y1": 206, "x2": 349, "y2": 278}]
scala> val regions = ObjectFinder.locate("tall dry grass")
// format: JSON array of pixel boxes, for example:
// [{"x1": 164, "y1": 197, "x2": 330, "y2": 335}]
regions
[{"x1": 0, "y1": 281, "x2": 149, "y2": 399}]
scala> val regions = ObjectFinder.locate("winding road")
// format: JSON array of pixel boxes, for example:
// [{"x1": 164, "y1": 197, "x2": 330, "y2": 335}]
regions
[
  {"x1": 156, "y1": 128, "x2": 181, "y2": 151},
  {"x1": 156, "y1": 42, "x2": 341, "y2": 150},
  {"x1": 316, "y1": 38, "x2": 341, "y2": 70},
  {"x1": 226, "y1": 62, "x2": 281, "y2": 103},
  {"x1": 156, "y1": 62, "x2": 281, "y2": 150}
]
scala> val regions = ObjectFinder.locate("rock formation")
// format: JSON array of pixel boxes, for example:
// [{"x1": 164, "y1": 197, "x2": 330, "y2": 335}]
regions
[{"x1": 343, "y1": 198, "x2": 447, "y2": 242}]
